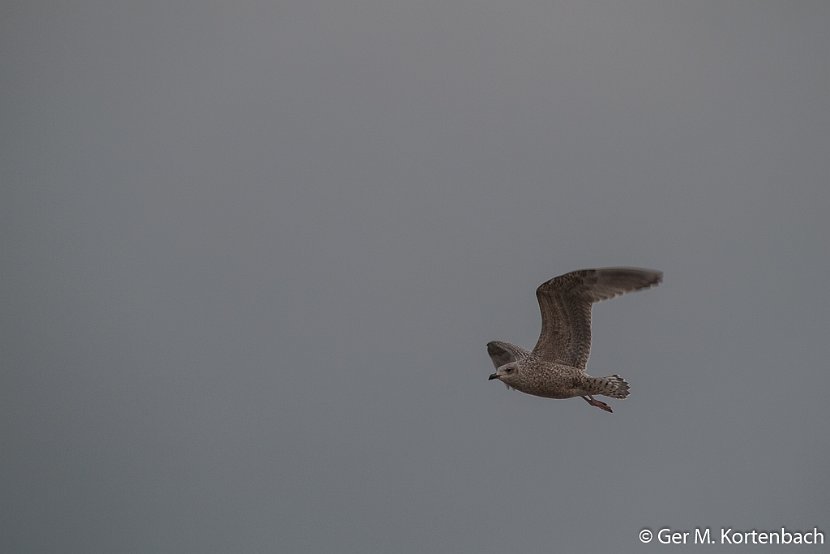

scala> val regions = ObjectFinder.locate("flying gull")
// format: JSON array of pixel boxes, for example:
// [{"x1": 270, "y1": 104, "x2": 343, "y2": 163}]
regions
[{"x1": 487, "y1": 267, "x2": 662, "y2": 413}]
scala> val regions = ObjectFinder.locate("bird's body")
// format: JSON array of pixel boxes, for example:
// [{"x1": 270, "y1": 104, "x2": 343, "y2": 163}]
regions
[
  {"x1": 487, "y1": 267, "x2": 661, "y2": 412},
  {"x1": 490, "y1": 353, "x2": 625, "y2": 400}
]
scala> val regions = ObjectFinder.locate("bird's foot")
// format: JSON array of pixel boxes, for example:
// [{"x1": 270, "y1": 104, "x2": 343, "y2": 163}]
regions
[{"x1": 582, "y1": 395, "x2": 613, "y2": 413}]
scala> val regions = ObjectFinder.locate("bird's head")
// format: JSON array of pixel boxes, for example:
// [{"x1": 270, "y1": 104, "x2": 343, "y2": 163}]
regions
[{"x1": 488, "y1": 361, "x2": 520, "y2": 388}]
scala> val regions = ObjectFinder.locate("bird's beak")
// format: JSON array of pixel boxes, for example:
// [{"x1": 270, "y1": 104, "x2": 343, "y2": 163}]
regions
[{"x1": 488, "y1": 372, "x2": 499, "y2": 380}]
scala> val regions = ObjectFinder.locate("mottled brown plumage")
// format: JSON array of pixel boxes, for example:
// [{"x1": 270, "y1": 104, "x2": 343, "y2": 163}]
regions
[{"x1": 487, "y1": 267, "x2": 662, "y2": 412}]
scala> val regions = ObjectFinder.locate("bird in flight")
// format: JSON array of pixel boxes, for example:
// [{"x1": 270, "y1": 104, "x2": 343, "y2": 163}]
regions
[{"x1": 487, "y1": 267, "x2": 662, "y2": 413}]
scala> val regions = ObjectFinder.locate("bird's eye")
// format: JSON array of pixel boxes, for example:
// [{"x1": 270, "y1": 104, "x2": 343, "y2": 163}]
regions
[{"x1": 505, "y1": 367, "x2": 514, "y2": 373}]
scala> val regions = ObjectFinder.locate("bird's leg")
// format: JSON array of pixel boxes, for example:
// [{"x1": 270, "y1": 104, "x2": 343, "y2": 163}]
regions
[{"x1": 582, "y1": 395, "x2": 613, "y2": 413}]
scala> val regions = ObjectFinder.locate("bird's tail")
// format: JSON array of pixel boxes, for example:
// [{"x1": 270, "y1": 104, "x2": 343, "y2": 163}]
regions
[{"x1": 585, "y1": 374, "x2": 630, "y2": 399}]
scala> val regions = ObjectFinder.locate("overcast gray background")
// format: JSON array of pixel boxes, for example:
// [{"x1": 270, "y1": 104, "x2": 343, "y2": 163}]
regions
[{"x1": 3, "y1": 1, "x2": 829, "y2": 553}]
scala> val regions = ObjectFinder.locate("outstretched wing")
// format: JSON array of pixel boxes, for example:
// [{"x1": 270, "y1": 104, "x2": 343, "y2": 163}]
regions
[
  {"x1": 486, "y1": 341, "x2": 530, "y2": 369},
  {"x1": 532, "y1": 267, "x2": 662, "y2": 368}
]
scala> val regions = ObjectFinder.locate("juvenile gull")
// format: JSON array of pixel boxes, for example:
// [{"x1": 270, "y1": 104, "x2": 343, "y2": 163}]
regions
[{"x1": 487, "y1": 267, "x2": 662, "y2": 413}]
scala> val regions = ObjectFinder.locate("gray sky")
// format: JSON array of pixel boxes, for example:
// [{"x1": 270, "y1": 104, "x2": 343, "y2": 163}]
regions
[{"x1": 3, "y1": 1, "x2": 829, "y2": 552}]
